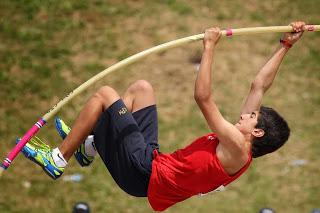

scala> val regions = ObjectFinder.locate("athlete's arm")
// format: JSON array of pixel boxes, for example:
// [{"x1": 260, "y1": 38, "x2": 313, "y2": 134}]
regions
[
  {"x1": 240, "y1": 21, "x2": 305, "y2": 114},
  {"x1": 194, "y1": 27, "x2": 245, "y2": 156}
]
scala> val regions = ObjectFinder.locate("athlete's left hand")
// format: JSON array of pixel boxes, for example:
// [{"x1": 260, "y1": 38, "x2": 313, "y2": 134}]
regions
[{"x1": 203, "y1": 27, "x2": 221, "y2": 50}]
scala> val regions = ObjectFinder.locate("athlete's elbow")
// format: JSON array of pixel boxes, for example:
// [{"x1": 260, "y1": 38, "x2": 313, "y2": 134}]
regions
[
  {"x1": 251, "y1": 79, "x2": 268, "y2": 93},
  {"x1": 194, "y1": 91, "x2": 211, "y2": 103},
  {"x1": 251, "y1": 79, "x2": 263, "y2": 90}
]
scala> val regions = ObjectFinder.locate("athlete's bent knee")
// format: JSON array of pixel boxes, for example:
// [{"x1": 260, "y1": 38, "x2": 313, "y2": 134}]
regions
[
  {"x1": 94, "y1": 86, "x2": 120, "y2": 109},
  {"x1": 131, "y1": 80, "x2": 154, "y2": 94}
]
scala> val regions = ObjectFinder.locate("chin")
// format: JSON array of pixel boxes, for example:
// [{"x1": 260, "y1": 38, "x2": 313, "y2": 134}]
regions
[{"x1": 235, "y1": 125, "x2": 249, "y2": 135}]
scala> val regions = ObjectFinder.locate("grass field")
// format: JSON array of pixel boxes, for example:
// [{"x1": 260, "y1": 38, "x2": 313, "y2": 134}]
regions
[{"x1": 0, "y1": 0, "x2": 319, "y2": 212}]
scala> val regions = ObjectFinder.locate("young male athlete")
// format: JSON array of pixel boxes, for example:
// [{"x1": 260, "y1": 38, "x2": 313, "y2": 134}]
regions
[{"x1": 19, "y1": 21, "x2": 305, "y2": 211}]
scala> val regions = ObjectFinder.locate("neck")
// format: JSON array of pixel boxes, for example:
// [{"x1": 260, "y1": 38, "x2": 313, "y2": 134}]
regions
[{"x1": 243, "y1": 133, "x2": 253, "y2": 153}]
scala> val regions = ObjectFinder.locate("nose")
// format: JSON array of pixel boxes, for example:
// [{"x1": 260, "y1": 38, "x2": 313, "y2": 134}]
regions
[{"x1": 240, "y1": 114, "x2": 250, "y2": 120}]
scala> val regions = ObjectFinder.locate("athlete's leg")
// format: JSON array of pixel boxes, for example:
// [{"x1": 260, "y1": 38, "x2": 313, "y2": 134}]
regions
[
  {"x1": 123, "y1": 80, "x2": 159, "y2": 150},
  {"x1": 56, "y1": 80, "x2": 155, "y2": 162},
  {"x1": 122, "y1": 80, "x2": 156, "y2": 113},
  {"x1": 58, "y1": 86, "x2": 120, "y2": 161},
  {"x1": 92, "y1": 80, "x2": 157, "y2": 196}
]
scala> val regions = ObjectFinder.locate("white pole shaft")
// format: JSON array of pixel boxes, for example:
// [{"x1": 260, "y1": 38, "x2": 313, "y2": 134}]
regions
[{"x1": 42, "y1": 25, "x2": 320, "y2": 121}]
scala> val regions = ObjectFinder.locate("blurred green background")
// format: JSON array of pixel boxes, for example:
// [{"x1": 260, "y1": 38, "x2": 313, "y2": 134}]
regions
[{"x1": 0, "y1": 0, "x2": 319, "y2": 212}]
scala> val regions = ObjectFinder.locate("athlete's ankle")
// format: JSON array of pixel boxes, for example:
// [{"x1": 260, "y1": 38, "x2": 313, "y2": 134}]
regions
[{"x1": 52, "y1": 148, "x2": 68, "y2": 167}]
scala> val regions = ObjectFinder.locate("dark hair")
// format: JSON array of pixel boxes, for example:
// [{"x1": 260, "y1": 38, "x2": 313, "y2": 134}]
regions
[{"x1": 251, "y1": 106, "x2": 290, "y2": 158}]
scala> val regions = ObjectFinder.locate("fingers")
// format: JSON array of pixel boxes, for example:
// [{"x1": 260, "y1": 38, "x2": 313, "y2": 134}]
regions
[
  {"x1": 203, "y1": 27, "x2": 221, "y2": 48},
  {"x1": 290, "y1": 21, "x2": 306, "y2": 32},
  {"x1": 205, "y1": 27, "x2": 221, "y2": 36},
  {"x1": 207, "y1": 27, "x2": 221, "y2": 33},
  {"x1": 283, "y1": 21, "x2": 305, "y2": 45}
]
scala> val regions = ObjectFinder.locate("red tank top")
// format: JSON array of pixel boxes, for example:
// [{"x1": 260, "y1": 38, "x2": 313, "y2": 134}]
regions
[{"x1": 147, "y1": 133, "x2": 252, "y2": 211}]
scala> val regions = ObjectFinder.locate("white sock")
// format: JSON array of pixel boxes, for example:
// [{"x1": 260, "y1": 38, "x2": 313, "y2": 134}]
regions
[
  {"x1": 84, "y1": 135, "x2": 97, "y2": 157},
  {"x1": 52, "y1": 148, "x2": 68, "y2": 167}
]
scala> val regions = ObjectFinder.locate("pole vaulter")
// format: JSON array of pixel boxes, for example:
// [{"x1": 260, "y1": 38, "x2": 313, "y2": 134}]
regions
[{"x1": 0, "y1": 24, "x2": 319, "y2": 177}]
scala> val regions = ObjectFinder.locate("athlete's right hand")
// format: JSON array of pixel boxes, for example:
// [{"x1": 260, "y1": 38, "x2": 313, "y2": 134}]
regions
[
  {"x1": 203, "y1": 27, "x2": 221, "y2": 50},
  {"x1": 282, "y1": 21, "x2": 305, "y2": 45}
]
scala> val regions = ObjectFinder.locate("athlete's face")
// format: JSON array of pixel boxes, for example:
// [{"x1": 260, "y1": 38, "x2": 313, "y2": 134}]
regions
[{"x1": 235, "y1": 111, "x2": 259, "y2": 134}]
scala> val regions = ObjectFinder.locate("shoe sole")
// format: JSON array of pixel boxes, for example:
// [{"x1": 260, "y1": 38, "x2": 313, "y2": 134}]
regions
[{"x1": 55, "y1": 118, "x2": 68, "y2": 140}]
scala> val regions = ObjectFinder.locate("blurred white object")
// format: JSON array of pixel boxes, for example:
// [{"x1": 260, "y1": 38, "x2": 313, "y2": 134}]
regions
[
  {"x1": 22, "y1": 181, "x2": 31, "y2": 189},
  {"x1": 290, "y1": 159, "x2": 308, "y2": 166},
  {"x1": 259, "y1": 208, "x2": 276, "y2": 213},
  {"x1": 63, "y1": 173, "x2": 83, "y2": 182},
  {"x1": 195, "y1": 63, "x2": 200, "y2": 72}
]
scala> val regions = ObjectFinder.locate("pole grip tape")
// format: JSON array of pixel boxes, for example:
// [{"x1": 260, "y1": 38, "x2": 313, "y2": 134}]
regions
[
  {"x1": 226, "y1": 29, "x2": 233, "y2": 36},
  {"x1": 305, "y1": 25, "x2": 315, "y2": 31},
  {"x1": 1, "y1": 118, "x2": 46, "y2": 169}
]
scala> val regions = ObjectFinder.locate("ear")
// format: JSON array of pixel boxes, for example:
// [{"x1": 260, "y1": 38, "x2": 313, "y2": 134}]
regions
[{"x1": 252, "y1": 128, "x2": 265, "y2": 138}]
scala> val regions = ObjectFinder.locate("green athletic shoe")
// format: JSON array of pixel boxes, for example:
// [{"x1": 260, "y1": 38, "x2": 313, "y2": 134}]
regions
[
  {"x1": 17, "y1": 137, "x2": 64, "y2": 180},
  {"x1": 55, "y1": 117, "x2": 94, "y2": 167},
  {"x1": 54, "y1": 117, "x2": 71, "y2": 139}
]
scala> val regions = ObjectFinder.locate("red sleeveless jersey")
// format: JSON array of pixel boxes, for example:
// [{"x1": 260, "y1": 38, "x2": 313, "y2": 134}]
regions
[{"x1": 147, "y1": 133, "x2": 252, "y2": 211}]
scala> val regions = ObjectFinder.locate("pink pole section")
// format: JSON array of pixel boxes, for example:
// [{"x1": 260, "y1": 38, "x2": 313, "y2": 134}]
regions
[
  {"x1": 1, "y1": 118, "x2": 46, "y2": 170},
  {"x1": 226, "y1": 29, "x2": 233, "y2": 36}
]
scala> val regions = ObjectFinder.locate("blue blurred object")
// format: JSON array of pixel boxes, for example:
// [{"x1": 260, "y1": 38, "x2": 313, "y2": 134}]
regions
[
  {"x1": 311, "y1": 209, "x2": 320, "y2": 213},
  {"x1": 259, "y1": 208, "x2": 276, "y2": 213},
  {"x1": 63, "y1": 173, "x2": 83, "y2": 182},
  {"x1": 73, "y1": 202, "x2": 90, "y2": 213}
]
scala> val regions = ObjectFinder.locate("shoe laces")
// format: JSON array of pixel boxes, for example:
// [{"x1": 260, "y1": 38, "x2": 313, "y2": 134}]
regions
[{"x1": 29, "y1": 136, "x2": 51, "y2": 153}]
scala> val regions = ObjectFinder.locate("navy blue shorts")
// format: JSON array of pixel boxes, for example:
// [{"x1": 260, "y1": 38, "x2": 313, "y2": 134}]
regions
[{"x1": 93, "y1": 99, "x2": 159, "y2": 197}]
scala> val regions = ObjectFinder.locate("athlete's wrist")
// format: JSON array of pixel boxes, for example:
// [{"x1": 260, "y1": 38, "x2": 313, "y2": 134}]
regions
[{"x1": 279, "y1": 38, "x2": 293, "y2": 49}]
